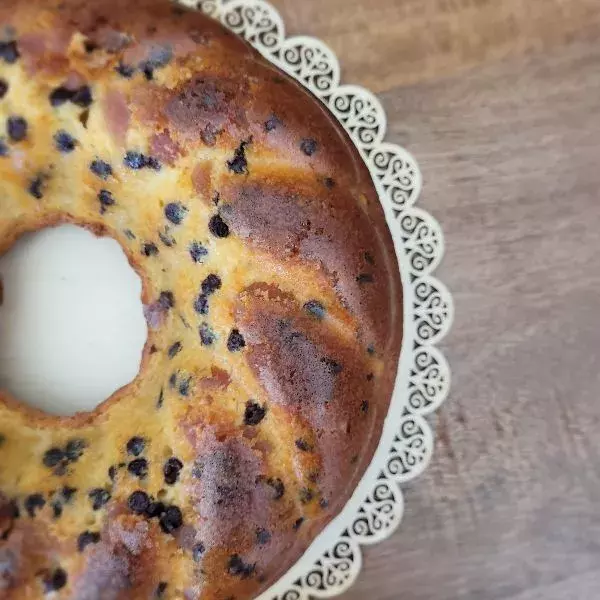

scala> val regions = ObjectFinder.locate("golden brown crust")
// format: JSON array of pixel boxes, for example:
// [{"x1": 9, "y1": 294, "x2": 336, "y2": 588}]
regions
[{"x1": 0, "y1": 1, "x2": 402, "y2": 599}]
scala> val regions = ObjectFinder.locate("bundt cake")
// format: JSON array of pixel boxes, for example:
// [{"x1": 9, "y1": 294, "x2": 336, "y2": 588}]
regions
[{"x1": 0, "y1": 0, "x2": 403, "y2": 598}]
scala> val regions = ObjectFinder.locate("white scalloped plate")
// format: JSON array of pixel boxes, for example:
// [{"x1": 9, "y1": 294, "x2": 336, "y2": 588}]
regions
[{"x1": 182, "y1": 1, "x2": 454, "y2": 597}]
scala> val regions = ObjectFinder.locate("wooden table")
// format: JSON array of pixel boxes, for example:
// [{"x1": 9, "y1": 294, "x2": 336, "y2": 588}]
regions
[{"x1": 270, "y1": 1, "x2": 600, "y2": 598}]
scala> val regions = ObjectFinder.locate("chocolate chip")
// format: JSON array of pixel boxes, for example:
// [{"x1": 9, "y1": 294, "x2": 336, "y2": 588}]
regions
[
  {"x1": 192, "y1": 542, "x2": 205, "y2": 562},
  {"x1": 244, "y1": 401, "x2": 266, "y2": 426},
  {"x1": 126, "y1": 437, "x2": 146, "y2": 457},
  {"x1": 0, "y1": 80, "x2": 9, "y2": 99},
  {"x1": 199, "y1": 322, "x2": 215, "y2": 346},
  {"x1": 145, "y1": 156, "x2": 162, "y2": 170},
  {"x1": 208, "y1": 214, "x2": 229, "y2": 238},
  {"x1": 72, "y1": 86, "x2": 93, "y2": 108},
  {"x1": 128, "y1": 490, "x2": 150, "y2": 514},
  {"x1": 300, "y1": 138, "x2": 318, "y2": 156},
  {"x1": 295, "y1": 438, "x2": 312, "y2": 452},
  {"x1": 293, "y1": 517, "x2": 305, "y2": 530},
  {"x1": 366, "y1": 372, "x2": 374, "y2": 381},
  {"x1": 321, "y1": 357, "x2": 343, "y2": 375},
  {"x1": 228, "y1": 554, "x2": 255, "y2": 579},
  {"x1": 320, "y1": 498, "x2": 330, "y2": 509},
  {"x1": 128, "y1": 458, "x2": 148, "y2": 479},
  {"x1": 142, "y1": 242, "x2": 159, "y2": 257},
  {"x1": 124, "y1": 229, "x2": 136, "y2": 240},
  {"x1": 163, "y1": 457, "x2": 183, "y2": 485},
  {"x1": 189, "y1": 241, "x2": 208, "y2": 262},
  {"x1": 124, "y1": 151, "x2": 160, "y2": 170},
  {"x1": 124, "y1": 151, "x2": 146, "y2": 169},
  {"x1": 145, "y1": 501, "x2": 165, "y2": 519},
  {"x1": 159, "y1": 505, "x2": 183, "y2": 534},
  {"x1": 83, "y1": 39, "x2": 98, "y2": 53},
  {"x1": 0, "y1": 41, "x2": 19, "y2": 64},
  {"x1": 194, "y1": 293, "x2": 209, "y2": 315},
  {"x1": 155, "y1": 582, "x2": 168, "y2": 598},
  {"x1": 53, "y1": 500, "x2": 66, "y2": 519},
  {"x1": 356, "y1": 273, "x2": 374, "y2": 284},
  {"x1": 111, "y1": 61, "x2": 133, "y2": 79},
  {"x1": 256, "y1": 528, "x2": 271, "y2": 545},
  {"x1": 98, "y1": 189, "x2": 115, "y2": 212},
  {"x1": 169, "y1": 373, "x2": 177, "y2": 388},
  {"x1": 360, "y1": 400, "x2": 369, "y2": 413},
  {"x1": 108, "y1": 465, "x2": 118, "y2": 481},
  {"x1": 164, "y1": 202, "x2": 187, "y2": 225},
  {"x1": 227, "y1": 329, "x2": 245, "y2": 352},
  {"x1": 79, "y1": 108, "x2": 90, "y2": 128},
  {"x1": 265, "y1": 477, "x2": 285, "y2": 500},
  {"x1": 299, "y1": 488, "x2": 314, "y2": 504},
  {"x1": 51, "y1": 502, "x2": 63, "y2": 519},
  {"x1": 364, "y1": 251, "x2": 375, "y2": 265},
  {"x1": 141, "y1": 64, "x2": 158, "y2": 81},
  {"x1": 49, "y1": 86, "x2": 75, "y2": 107},
  {"x1": 28, "y1": 174, "x2": 46, "y2": 200},
  {"x1": 139, "y1": 46, "x2": 172, "y2": 81},
  {"x1": 88, "y1": 488, "x2": 111, "y2": 510},
  {"x1": 156, "y1": 388, "x2": 165, "y2": 409},
  {"x1": 178, "y1": 377, "x2": 192, "y2": 397},
  {"x1": 90, "y1": 159, "x2": 113, "y2": 180},
  {"x1": 324, "y1": 177, "x2": 335, "y2": 189},
  {"x1": 50, "y1": 496, "x2": 67, "y2": 517},
  {"x1": 367, "y1": 344, "x2": 375, "y2": 355},
  {"x1": 65, "y1": 438, "x2": 86, "y2": 462},
  {"x1": 43, "y1": 568, "x2": 67, "y2": 592},
  {"x1": 158, "y1": 291, "x2": 174, "y2": 309},
  {"x1": 54, "y1": 130, "x2": 77, "y2": 153},
  {"x1": 24, "y1": 493, "x2": 45, "y2": 517},
  {"x1": 264, "y1": 115, "x2": 281, "y2": 132},
  {"x1": 226, "y1": 140, "x2": 249, "y2": 174},
  {"x1": 77, "y1": 531, "x2": 100, "y2": 552},
  {"x1": 61, "y1": 486, "x2": 77, "y2": 503},
  {"x1": 303, "y1": 300, "x2": 326, "y2": 320},
  {"x1": 7, "y1": 116, "x2": 27, "y2": 142},
  {"x1": 43, "y1": 448, "x2": 65, "y2": 468},
  {"x1": 0, "y1": 138, "x2": 8, "y2": 157},
  {"x1": 166, "y1": 341, "x2": 181, "y2": 359},
  {"x1": 201, "y1": 274, "x2": 221, "y2": 295}
]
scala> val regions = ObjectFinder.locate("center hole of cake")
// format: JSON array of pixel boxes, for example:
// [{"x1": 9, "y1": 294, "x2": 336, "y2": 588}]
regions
[{"x1": 0, "y1": 224, "x2": 147, "y2": 416}]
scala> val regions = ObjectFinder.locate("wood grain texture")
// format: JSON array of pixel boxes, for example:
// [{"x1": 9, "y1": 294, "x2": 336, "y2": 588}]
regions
[{"x1": 268, "y1": 0, "x2": 600, "y2": 598}]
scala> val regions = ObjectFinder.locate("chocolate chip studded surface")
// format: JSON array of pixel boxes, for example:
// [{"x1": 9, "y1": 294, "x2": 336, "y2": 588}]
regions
[{"x1": 0, "y1": 1, "x2": 402, "y2": 599}]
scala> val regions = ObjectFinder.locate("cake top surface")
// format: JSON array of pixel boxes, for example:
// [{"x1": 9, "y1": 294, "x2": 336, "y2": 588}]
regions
[{"x1": 0, "y1": 1, "x2": 403, "y2": 598}]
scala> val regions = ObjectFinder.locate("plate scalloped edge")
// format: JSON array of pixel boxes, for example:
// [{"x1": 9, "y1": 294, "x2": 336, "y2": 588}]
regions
[{"x1": 180, "y1": 1, "x2": 455, "y2": 597}]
